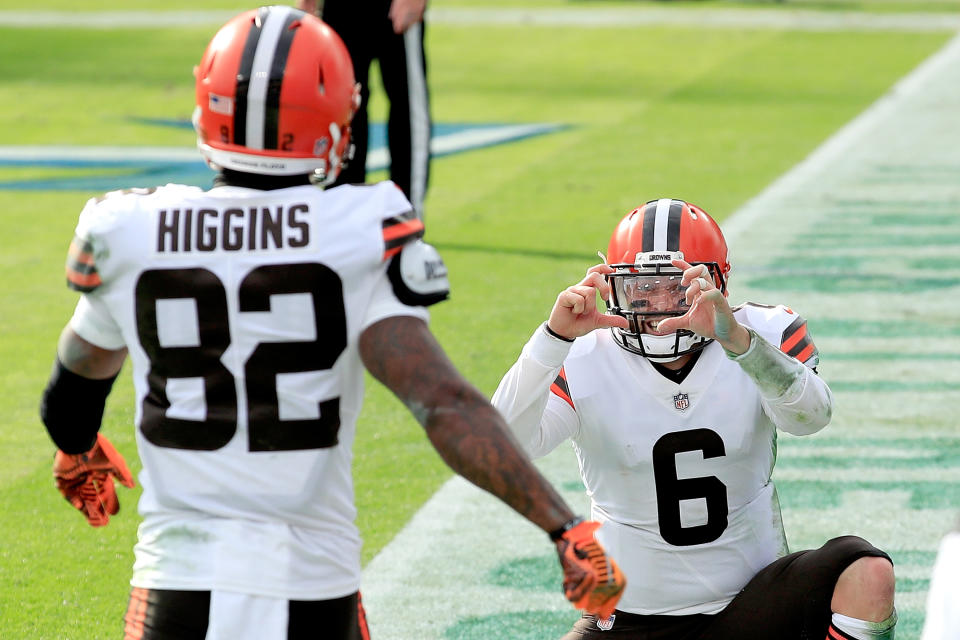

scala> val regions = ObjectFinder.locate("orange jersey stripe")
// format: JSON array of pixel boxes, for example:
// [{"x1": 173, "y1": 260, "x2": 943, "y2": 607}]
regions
[
  {"x1": 357, "y1": 593, "x2": 372, "y2": 640},
  {"x1": 66, "y1": 266, "x2": 103, "y2": 289},
  {"x1": 827, "y1": 626, "x2": 848, "y2": 640},
  {"x1": 550, "y1": 368, "x2": 575, "y2": 410},
  {"x1": 383, "y1": 218, "x2": 424, "y2": 242},
  {"x1": 550, "y1": 382, "x2": 574, "y2": 409},
  {"x1": 780, "y1": 322, "x2": 807, "y2": 353},
  {"x1": 795, "y1": 342, "x2": 816, "y2": 364}
]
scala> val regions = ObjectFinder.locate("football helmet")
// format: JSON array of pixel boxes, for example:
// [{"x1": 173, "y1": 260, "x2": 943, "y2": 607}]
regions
[
  {"x1": 193, "y1": 6, "x2": 360, "y2": 182},
  {"x1": 605, "y1": 198, "x2": 731, "y2": 361}
]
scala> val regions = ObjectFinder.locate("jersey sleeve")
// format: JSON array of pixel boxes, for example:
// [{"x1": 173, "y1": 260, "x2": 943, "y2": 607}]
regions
[
  {"x1": 381, "y1": 209, "x2": 424, "y2": 261},
  {"x1": 733, "y1": 302, "x2": 820, "y2": 370},
  {"x1": 69, "y1": 294, "x2": 125, "y2": 350},
  {"x1": 731, "y1": 303, "x2": 833, "y2": 436},
  {"x1": 491, "y1": 324, "x2": 581, "y2": 459},
  {"x1": 778, "y1": 314, "x2": 819, "y2": 370},
  {"x1": 65, "y1": 232, "x2": 102, "y2": 293},
  {"x1": 64, "y1": 194, "x2": 123, "y2": 293},
  {"x1": 360, "y1": 264, "x2": 430, "y2": 333}
]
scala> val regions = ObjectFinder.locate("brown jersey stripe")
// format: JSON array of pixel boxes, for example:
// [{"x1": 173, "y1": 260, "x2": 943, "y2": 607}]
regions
[
  {"x1": 383, "y1": 219, "x2": 424, "y2": 243},
  {"x1": 383, "y1": 213, "x2": 422, "y2": 237},
  {"x1": 784, "y1": 331, "x2": 812, "y2": 357},
  {"x1": 382, "y1": 213, "x2": 424, "y2": 260},
  {"x1": 67, "y1": 240, "x2": 96, "y2": 266},
  {"x1": 382, "y1": 208, "x2": 418, "y2": 228},
  {"x1": 550, "y1": 367, "x2": 575, "y2": 410},
  {"x1": 66, "y1": 235, "x2": 100, "y2": 290},
  {"x1": 794, "y1": 342, "x2": 817, "y2": 364},
  {"x1": 66, "y1": 258, "x2": 97, "y2": 277}
]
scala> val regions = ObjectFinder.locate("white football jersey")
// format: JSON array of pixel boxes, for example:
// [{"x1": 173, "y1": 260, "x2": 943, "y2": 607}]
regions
[
  {"x1": 492, "y1": 304, "x2": 831, "y2": 615},
  {"x1": 65, "y1": 180, "x2": 442, "y2": 600},
  {"x1": 920, "y1": 530, "x2": 960, "y2": 640}
]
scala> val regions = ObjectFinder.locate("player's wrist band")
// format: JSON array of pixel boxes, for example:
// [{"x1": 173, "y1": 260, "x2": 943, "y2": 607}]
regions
[
  {"x1": 543, "y1": 322, "x2": 574, "y2": 343},
  {"x1": 549, "y1": 516, "x2": 585, "y2": 541},
  {"x1": 41, "y1": 357, "x2": 118, "y2": 454}
]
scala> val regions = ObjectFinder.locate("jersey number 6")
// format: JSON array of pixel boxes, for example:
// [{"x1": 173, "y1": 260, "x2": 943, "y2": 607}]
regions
[
  {"x1": 652, "y1": 428, "x2": 729, "y2": 546},
  {"x1": 134, "y1": 263, "x2": 345, "y2": 452}
]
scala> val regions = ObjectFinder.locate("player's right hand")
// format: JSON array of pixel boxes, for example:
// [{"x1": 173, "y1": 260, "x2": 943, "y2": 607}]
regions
[
  {"x1": 555, "y1": 520, "x2": 626, "y2": 619},
  {"x1": 53, "y1": 433, "x2": 135, "y2": 527},
  {"x1": 546, "y1": 265, "x2": 628, "y2": 340}
]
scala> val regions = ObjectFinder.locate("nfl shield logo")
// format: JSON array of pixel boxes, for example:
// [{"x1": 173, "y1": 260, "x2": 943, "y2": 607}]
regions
[
  {"x1": 597, "y1": 614, "x2": 616, "y2": 631},
  {"x1": 674, "y1": 392, "x2": 690, "y2": 411}
]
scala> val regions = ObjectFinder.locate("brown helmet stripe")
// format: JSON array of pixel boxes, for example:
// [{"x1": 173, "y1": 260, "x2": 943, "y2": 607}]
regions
[
  {"x1": 665, "y1": 199, "x2": 683, "y2": 251},
  {"x1": 232, "y1": 9, "x2": 265, "y2": 147},
  {"x1": 641, "y1": 200, "x2": 657, "y2": 252},
  {"x1": 264, "y1": 11, "x2": 301, "y2": 149}
]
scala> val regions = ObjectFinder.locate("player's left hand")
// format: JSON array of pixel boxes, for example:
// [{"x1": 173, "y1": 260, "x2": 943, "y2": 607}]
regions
[
  {"x1": 389, "y1": 0, "x2": 427, "y2": 34},
  {"x1": 657, "y1": 259, "x2": 750, "y2": 355},
  {"x1": 53, "y1": 433, "x2": 135, "y2": 527}
]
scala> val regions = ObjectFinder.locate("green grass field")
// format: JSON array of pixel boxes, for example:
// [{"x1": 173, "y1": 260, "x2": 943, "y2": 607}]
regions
[{"x1": 1, "y1": 1, "x2": 956, "y2": 638}]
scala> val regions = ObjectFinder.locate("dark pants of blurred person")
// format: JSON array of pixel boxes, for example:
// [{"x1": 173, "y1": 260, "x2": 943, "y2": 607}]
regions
[{"x1": 321, "y1": 0, "x2": 431, "y2": 218}]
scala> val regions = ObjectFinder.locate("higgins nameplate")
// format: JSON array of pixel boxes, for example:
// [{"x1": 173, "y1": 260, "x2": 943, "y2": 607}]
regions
[{"x1": 156, "y1": 203, "x2": 310, "y2": 252}]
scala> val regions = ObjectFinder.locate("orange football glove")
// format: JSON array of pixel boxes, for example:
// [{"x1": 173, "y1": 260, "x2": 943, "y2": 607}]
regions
[
  {"x1": 53, "y1": 433, "x2": 135, "y2": 527},
  {"x1": 555, "y1": 520, "x2": 626, "y2": 619}
]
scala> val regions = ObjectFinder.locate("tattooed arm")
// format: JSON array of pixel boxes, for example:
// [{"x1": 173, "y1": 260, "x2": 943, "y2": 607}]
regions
[{"x1": 359, "y1": 315, "x2": 576, "y2": 533}]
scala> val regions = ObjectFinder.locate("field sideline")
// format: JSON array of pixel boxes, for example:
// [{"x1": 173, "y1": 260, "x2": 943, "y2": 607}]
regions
[{"x1": 1, "y1": 2, "x2": 958, "y2": 638}]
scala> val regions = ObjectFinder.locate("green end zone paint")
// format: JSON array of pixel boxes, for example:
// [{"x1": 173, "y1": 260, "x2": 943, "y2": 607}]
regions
[{"x1": 359, "y1": 32, "x2": 960, "y2": 640}]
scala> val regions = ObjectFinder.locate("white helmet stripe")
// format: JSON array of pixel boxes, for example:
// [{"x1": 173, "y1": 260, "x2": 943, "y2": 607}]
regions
[
  {"x1": 245, "y1": 6, "x2": 294, "y2": 150},
  {"x1": 652, "y1": 198, "x2": 673, "y2": 251}
]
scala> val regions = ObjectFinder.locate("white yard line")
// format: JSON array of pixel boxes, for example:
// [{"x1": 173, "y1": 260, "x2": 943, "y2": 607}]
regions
[{"x1": 358, "y1": 29, "x2": 960, "y2": 640}]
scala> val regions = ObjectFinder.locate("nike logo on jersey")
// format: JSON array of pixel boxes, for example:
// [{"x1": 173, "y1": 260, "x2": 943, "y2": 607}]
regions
[{"x1": 156, "y1": 203, "x2": 310, "y2": 253}]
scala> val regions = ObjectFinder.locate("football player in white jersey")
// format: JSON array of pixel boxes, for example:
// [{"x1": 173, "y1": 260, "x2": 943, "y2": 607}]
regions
[
  {"x1": 493, "y1": 199, "x2": 897, "y2": 640},
  {"x1": 38, "y1": 7, "x2": 624, "y2": 639}
]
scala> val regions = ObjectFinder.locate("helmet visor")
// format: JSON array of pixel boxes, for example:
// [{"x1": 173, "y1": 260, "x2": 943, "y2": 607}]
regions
[{"x1": 613, "y1": 273, "x2": 689, "y2": 317}]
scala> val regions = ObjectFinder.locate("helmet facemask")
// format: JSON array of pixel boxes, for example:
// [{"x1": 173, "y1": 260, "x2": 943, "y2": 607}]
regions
[{"x1": 605, "y1": 251, "x2": 725, "y2": 362}]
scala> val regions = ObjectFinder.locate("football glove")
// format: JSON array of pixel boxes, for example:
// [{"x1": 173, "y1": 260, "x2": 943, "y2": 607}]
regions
[
  {"x1": 555, "y1": 520, "x2": 626, "y2": 619},
  {"x1": 53, "y1": 433, "x2": 134, "y2": 527}
]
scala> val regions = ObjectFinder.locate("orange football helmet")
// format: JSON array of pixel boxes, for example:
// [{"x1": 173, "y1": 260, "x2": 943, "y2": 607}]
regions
[
  {"x1": 193, "y1": 6, "x2": 360, "y2": 181},
  {"x1": 605, "y1": 199, "x2": 731, "y2": 361}
]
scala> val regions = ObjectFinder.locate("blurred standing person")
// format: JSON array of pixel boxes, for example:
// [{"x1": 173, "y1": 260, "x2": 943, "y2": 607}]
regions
[
  {"x1": 297, "y1": 0, "x2": 431, "y2": 218},
  {"x1": 39, "y1": 8, "x2": 623, "y2": 639}
]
